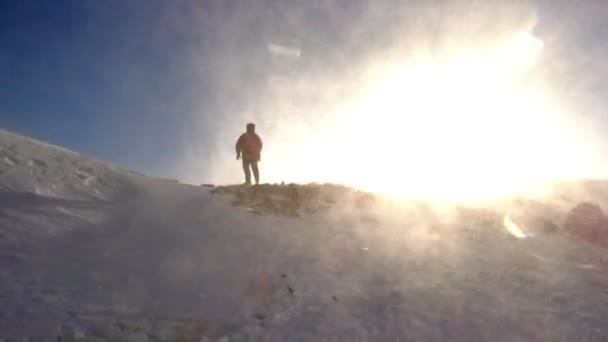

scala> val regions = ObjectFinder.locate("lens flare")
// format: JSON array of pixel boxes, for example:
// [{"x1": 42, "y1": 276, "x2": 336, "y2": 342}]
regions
[{"x1": 504, "y1": 211, "x2": 528, "y2": 239}]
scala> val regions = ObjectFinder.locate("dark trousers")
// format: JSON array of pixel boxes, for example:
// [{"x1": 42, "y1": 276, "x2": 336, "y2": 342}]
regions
[{"x1": 242, "y1": 159, "x2": 259, "y2": 185}]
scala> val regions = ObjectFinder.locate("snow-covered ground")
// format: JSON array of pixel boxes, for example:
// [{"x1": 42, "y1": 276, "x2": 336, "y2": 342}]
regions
[{"x1": 1, "y1": 128, "x2": 607, "y2": 341}]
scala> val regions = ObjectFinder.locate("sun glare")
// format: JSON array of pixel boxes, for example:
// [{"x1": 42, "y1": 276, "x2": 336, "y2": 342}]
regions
[{"x1": 284, "y1": 32, "x2": 595, "y2": 203}]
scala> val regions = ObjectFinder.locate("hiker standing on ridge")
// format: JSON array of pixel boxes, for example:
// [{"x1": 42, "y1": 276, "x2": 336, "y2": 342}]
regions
[{"x1": 236, "y1": 123, "x2": 263, "y2": 185}]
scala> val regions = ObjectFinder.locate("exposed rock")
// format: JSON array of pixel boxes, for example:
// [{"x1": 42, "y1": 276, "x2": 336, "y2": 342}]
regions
[{"x1": 213, "y1": 183, "x2": 373, "y2": 217}]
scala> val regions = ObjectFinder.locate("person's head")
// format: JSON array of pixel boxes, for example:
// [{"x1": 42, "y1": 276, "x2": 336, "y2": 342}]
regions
[{"x1": 246, "y1": 123, "x2": 255, "y2": 133}]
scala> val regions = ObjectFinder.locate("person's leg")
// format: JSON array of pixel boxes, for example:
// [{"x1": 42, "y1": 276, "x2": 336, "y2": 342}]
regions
[
  {"x1": 242, "y1": 159, "x2": 251, "y2": 185},
  {"x1": 251, "y1": 161, "x2": 260, "y2": 185}
]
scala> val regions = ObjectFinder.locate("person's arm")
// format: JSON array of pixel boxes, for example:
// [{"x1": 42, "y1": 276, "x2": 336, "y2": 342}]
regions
[
  {"x1": 256, "y1": 135, "x2": 263, "y2": 161},
  {"x1": 235, "y1": 135, "x2": 243, "y2": 160}
]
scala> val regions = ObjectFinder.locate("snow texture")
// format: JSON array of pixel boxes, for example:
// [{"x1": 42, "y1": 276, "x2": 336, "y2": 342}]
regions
[{"x1": 1, "y1": 128, "x2": 607, "y2": 341}]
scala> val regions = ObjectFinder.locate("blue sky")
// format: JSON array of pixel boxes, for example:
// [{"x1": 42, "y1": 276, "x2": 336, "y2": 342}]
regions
[
  {"x1": 1, "y1": 0, "x2": 607, "y2": 183},
  {"x1": 0, "y1": 1, "x2": 220, "y2": 175}
]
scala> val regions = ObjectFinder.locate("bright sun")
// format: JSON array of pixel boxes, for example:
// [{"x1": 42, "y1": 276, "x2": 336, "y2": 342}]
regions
[{"x1": 278, "y1": 32, "x2": 596, "y2": 203}]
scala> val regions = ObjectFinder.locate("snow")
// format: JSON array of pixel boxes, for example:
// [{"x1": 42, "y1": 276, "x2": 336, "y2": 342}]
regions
[{"x1": 1, "y1": 128, "x2": 608, "y2": 341}]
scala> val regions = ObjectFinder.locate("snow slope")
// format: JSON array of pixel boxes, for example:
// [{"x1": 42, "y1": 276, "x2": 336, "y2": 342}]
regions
[{"x1": 1, "y1": 128, "x2": 607, "y2": 341}]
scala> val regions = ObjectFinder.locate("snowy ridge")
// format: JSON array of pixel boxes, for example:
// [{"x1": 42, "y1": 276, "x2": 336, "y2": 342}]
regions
[
  {"x1": 0, "y1": 129, "x2": 140, "y2": 201},
  {"x1": 1, "y1": 128, "x2": 607, "y2": 341}
]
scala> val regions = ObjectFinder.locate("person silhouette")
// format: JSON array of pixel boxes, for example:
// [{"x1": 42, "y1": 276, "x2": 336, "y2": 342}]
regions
[{"x1": 235, "y1": 123, "x2": 263, "y2": 185}]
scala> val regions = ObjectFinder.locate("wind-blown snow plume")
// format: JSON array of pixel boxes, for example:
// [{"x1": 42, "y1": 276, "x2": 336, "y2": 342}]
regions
[{"x1": 2, "y1": 128, "x2": 608, "y2": 340}]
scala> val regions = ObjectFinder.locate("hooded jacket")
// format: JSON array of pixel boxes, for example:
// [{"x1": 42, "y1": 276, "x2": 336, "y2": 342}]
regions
[{"x1": 236, "y1": 126, "x2": 263, "y2": 162}]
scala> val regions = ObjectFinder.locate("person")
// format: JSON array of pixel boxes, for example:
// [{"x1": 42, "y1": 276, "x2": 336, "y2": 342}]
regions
[{"x1": 235, "y1": 123, "x2": 263, "y2": 185}]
